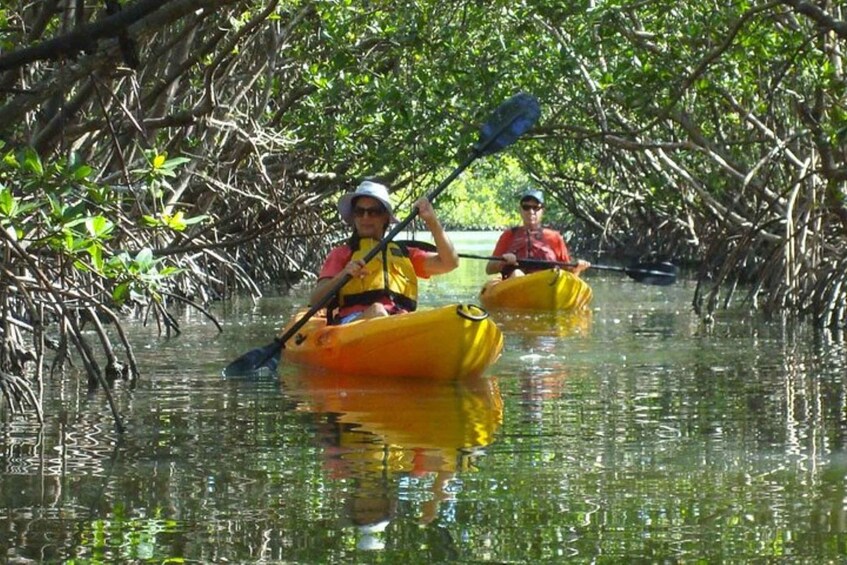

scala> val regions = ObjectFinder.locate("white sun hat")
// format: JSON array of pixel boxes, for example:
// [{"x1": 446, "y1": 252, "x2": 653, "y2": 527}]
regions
[{"x1": 338, "y1": 181, "x2": 399, "y2": 226}]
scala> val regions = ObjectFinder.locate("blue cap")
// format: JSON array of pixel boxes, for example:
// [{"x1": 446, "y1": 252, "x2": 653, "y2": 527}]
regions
[{"x1": 520, "y1": 188, "x2": 544, "y2": 205}]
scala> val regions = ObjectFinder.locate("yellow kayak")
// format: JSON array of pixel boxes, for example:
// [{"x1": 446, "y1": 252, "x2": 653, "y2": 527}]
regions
[
  {"x1": 281, "y1": 304, "x2": 503, "y2": 379},
  {"x1": 479, "y1": 268, "x2": 592, "y2": 311}
]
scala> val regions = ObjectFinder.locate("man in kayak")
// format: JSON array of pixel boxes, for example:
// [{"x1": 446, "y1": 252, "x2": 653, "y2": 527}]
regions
[
  {"x1": 310, "y1": 180, "x2": 459, "y2": 324},
  {"x1": 485, "y1": 188, "x2": 590, "y2": 278}
]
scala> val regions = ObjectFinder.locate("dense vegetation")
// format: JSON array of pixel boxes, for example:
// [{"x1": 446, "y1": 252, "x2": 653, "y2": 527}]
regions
[{"x1": 2, "y1": 1, "x2": 846, "y2": 423}]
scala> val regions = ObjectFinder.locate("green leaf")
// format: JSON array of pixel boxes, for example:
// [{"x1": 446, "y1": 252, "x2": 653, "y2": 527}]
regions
[
  {"x1": 21, "y1": 147, "x2": 43, "y2": 176},
  {"x1": 141, "y1": 215, "x2": 162, "y2": 227},
  {"x1": 159, "y1": 266, "x2": 183, "y2": 276},
  {"x1": 85, "y1": 215, "x2": 114, "y2": 238},
  {"x1": 112, "y1": 281, "x2": 131, "y2": 305},
  {"x1": 105, "y1": 252, "x2": 131, "y2": 271},
  {"x1": 181, "y1": 214, "x2": 208, "y2": 226},
  {"x1": 87, "y1": 244, "x2": 104, "y2": 271},
  {"x1": 73, "y1": 165, "x2": 93, "y2": 180},
  {"x1": 163, "y1": 211, "x2": 186, "y2": 231},
  {"x1": 135, "y1": 248, "x2": 155, "y2": 271},
  {"x1": 0, "y1": 186, "x2": 16, "y2": 217},
  {"x1": 3, "y1": 151, "x2": 19, "y2": 169},
  {"x1": 161, "y1": 156, "x2": 191, "y2": 171}
]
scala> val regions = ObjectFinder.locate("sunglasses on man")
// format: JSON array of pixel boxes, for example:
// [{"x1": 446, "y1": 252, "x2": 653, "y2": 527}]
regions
[{"x1": 521, "y1": 203, "x2": 543, "y2": 212}]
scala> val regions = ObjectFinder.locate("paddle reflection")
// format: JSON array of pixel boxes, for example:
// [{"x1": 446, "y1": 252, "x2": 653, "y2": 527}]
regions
[{"x1": 282, "y1": 371, "x2": 503, "y2": 548}]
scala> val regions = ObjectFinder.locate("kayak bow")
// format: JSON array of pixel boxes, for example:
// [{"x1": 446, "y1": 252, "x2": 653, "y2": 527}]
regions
[
  {"x1": 281, "y1": 304, "x2": 504, "y2": 380},
  {"x1": 479, "y1": 268, "x2": 593, "y2": 311}
]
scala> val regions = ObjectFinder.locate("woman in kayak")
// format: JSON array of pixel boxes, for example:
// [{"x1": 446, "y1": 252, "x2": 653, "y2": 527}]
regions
[
  {"x1": 310, "y1": 180, "x2": 458, "y2": 324},
  {"x1": 486, "y1": 188, "x2": 590, "y2": 278}
]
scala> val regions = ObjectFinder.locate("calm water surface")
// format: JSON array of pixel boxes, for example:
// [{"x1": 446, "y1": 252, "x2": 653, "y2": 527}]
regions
[{"x1": 2, "y1": 232, "x2": 847, "y2": 563}]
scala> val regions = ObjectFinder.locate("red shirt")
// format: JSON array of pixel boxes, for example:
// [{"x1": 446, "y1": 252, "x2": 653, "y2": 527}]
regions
[{"x1": 493, "y1": 227, "x2": 571, "y2": 261}]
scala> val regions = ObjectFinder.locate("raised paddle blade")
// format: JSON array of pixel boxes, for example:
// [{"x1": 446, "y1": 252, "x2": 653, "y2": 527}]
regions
[
  {"x1": 221, "y1": 338, "x2": 282, "y2": 378},
  {"x1": 475, "y1": 93, "x2": 541, "y2": 157}
]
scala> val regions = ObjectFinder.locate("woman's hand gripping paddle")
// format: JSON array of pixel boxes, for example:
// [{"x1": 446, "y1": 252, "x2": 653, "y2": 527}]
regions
[{"x1": 221, "y1": 93, "x2": 541, "y2": 377}]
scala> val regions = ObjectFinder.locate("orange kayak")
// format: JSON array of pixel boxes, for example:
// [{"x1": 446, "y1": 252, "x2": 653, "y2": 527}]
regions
[
  {"x1": 281, "y1": 304, "x2": 503, "y2": 379},
  {"x1": 479, "y1": 268, "x2": 592, "y2": 311}
]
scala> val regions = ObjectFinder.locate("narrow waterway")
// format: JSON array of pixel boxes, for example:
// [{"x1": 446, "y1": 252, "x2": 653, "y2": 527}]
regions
[{"x1": 2, "y1": 232, "x2": 846, "y2": 563}]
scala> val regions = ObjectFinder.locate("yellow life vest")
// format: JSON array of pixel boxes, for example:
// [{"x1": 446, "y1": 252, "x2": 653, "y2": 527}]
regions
[{"x1": 337, "y1": 238, "x2": 418, "y2": 312}]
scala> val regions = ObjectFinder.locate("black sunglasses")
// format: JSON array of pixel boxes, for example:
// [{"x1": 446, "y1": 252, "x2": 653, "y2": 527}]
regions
[
  {"x1": 521, "y1": 203, "x2": 543, "y2": 211},
  {"x1": 353, "y1": 205, "x2": 386, "y2": 218}
]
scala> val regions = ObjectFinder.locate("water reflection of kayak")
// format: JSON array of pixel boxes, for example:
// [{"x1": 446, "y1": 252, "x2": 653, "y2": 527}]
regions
[
  {"x1": 280, "y1": 304, "x2": 503, "y2": 380},
  {"x1": 285, "y1": 371, "x2": 504, "y2": 539},
  {"x1": 496, "y1": 308, "x2": 593, "y2": 339},
  {"x1": 283, "y1": 371, "x2": 504, "y2": 474},
  {"x1": 479, "y1": 268, "x2": 592, "y2": 311}
]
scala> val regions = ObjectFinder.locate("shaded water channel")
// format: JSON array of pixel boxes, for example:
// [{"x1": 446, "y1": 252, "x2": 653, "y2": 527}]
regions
[{"x1": 2, "y1": 232, "x2": 847, "y2": 563}]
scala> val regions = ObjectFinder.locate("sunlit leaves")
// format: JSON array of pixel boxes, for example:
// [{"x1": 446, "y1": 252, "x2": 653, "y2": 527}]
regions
[
  {"x1": 2, "y1": 151, "x2": 18, "y2": 169},
  {"x1": 141, "y1": 211, "x2": 208, "y2": 231},
  {"x1": 125, "y1": 150, "x2": 194, "y2": 212},
  {"x1": 273, "y1": 0, "x2": 557, "y2": 185},
  {"x1": 20, "y1": 147, "x2": 43, "y2": 176},
  {"x1": 104, "y1": 248, "x2": 184, "y2": 306},
  {"x1": 0, "y1": 185, "x2": 19, "y2": 219},
  {"x1": 73, "y1": 164, "x2": 93, "y2": 181},
  {"x1": 0, "y1": 145, "x2": 191, "y2": 307},
  {"x1": 145, "y1": 151, "x2": 190, "y2": 179},
  {"x1": 85, "y1": 215, "x2": 114, "y2": 239}
]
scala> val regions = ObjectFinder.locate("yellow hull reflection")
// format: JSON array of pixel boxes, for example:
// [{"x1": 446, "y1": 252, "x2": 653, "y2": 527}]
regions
[
  {"x1": 497, "y1": 308, "x2": 593, "y2": 339},
  {"x1": 283, "y1": 371, "x2": 503, "y2": 474}
]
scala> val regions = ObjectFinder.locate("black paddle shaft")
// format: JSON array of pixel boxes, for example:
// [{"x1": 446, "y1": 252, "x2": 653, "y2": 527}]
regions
[
  {"x1": 461, "y1": 253, "x2": 677, "y2": 284},
  {"x1": 397, "y1": 242, "x2": 678, "y2": 286}
]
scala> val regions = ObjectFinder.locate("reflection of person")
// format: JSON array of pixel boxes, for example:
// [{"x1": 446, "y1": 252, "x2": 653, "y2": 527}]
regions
[
  {"x1": 286, "y1": 371, "x2": 503, "y2": 552},
  {"x1": 310, "y1": 181, "x2": 458, "y2": 324},
  {"x1": 316, "y1": 420, "x2": 452, "y2": 551},
  {"x1": 347, "y1": 467, "x2": 395, "y2": 551},
  {"x1": 485, "y1": 188, "x2": 590, "y2": 279}
]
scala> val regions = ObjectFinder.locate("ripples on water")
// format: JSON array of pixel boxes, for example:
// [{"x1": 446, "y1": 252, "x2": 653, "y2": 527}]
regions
[{"x1": 2, "y1": 232, "x2": 847, "y2": 562}]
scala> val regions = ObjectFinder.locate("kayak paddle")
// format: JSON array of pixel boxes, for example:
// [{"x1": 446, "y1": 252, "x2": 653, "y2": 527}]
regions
[
  {"x1": 221, "y1": 92, "x2": 541, "y2": 377},
  {"x1": 465, "y1": 253, "x2": 678, "y2": 285},
  {"x1": 398, "y1": 241, "x2": 678, "y2": 286}
]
